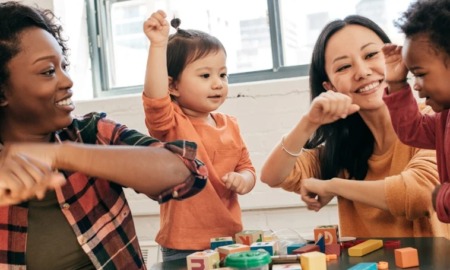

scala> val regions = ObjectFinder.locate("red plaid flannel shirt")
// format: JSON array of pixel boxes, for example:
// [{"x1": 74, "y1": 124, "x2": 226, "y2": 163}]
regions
[{"x1": 0, "y1": 112, "x2": 207, "y2": 269}]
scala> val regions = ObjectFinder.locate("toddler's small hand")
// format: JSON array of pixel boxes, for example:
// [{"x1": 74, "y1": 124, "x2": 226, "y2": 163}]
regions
[
  {"x1": 222, "y1": 172, "x2": 248, "y2": 195},
  {"x1": 143, "y1": 10, "x2": 169, "y2": 45}
]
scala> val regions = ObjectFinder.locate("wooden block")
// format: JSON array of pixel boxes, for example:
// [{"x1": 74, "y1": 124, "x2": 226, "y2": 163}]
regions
[
  {"x1": 348, "y1": 239, "x2": 383, "y2": 257},
  {"x1": 287, "y1": 243, "x2": 306, "y2": 254},
  {"x1": 250, "y1": 241, "x2": 278, "y2": 255},
  {"x1": 325, "y1": 243, "x2": 341, "y2": 256},
  {"x1": 314, "y1": 224, "x2": 339, "y2": 245},
  {"x1": 300, "y1": 251, "x2": 326, "y2": 270},
  {"x1": 292, "y1": 244, "x2": 320, "y2": 254},
  {"x1": 235, "y1": 230, "x2": 263, "y2": 245},
  {"x1": 217, "y1": 243, "x2": 250, "y2": 261},
  {"x1": 272, "y1": 263, "x2": 302, "y2": 270},
  {"x1": 395, "y1": 247, "x2": 419, "y2": 268},
  {"x1": 315, "y1": 235, "x2": 325, "y2": 253},
  {"x1": 210, "y1": 237, "x2": 234, "y2": 250},
  {"x1": 325, "y1": 254, "x2": 337, "y2": 261},
  {"x1": 347, "y1": 262, "x2": 378, "y2": 270},
  {"x1": 187, "y1": 250, "x2": 220, "y2": 270}
]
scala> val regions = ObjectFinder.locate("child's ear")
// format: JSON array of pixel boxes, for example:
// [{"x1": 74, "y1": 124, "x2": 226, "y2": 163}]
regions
[
  {"x1": 168, "y1": 77, "x2": 180, "y2": 97},
  {"x1": 322, "y1": 81, "x2": 335, "y2": 91}
]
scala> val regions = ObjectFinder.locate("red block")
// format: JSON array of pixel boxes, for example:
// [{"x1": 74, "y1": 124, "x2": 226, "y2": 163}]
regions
[
  {"x1": 292, "y1": 244, "x2": 320, "y2": 254},
  {"x1": 325, "y1": 243, "x2": 341, "y2": 256}
]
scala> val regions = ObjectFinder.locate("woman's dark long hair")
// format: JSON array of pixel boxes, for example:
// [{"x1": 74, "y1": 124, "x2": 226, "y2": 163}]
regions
[{"x1": 305, "y1": 15, "x2": 391, "y2": 180}]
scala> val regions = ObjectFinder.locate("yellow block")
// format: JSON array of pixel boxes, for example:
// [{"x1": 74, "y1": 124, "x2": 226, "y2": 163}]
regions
[
  {"x1": 300, "y1": 251, "x2": 326, "y2": 270},
  {"x1": 348, "y1": 239, "x2": 383, "y2": 257}
]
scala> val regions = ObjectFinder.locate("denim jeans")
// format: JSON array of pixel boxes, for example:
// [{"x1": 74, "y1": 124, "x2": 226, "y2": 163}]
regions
[{"x1": 160, "y1": 246, "x2": 200, "y2": 262}]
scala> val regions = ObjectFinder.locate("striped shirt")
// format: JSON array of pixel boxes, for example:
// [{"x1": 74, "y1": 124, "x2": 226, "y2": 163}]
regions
[{"x1": 0, "y1": 112, "x2": 207, "y2": 269}]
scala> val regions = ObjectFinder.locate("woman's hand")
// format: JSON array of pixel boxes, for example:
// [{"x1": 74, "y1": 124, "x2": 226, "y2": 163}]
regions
[
  {"x1": 300, "y1": 178, "x2": 335, "y2": 211},
  {"x1": 306, "y1": 90, "x2": 360, "y2": 127},
  {"x1": 0, "y1": 154, "x2": 65, "y2": 206}
]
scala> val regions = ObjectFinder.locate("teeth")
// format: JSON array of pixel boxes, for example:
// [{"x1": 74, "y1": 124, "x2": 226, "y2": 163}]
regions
[
  {"x1": 56, "y1": 98, "x2": 72, "y2": 106},
  {"x1": 357, "y1": 81, "x2": 380, "y2": 93}
]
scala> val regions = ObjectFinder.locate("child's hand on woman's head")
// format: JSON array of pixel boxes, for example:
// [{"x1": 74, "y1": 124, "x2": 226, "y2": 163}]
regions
[
  {"x1": 300, "y1": 178, "x2": 335, "y2": 212},
  {"x1": 222, "y1": 172, "x2": 250, "y2": 195},
  {"x1": 0, "y1": 154, "x2": 66, "y2": 206},
  {"x1": 306, "y1": 90, "x2": 360, "y2": 127},
  {"x1": 143, "y1": 10, "x2": 170, "y2": 46},
  {"x1": 381, "y1": 44, "x2": 409, "y2": 87}
]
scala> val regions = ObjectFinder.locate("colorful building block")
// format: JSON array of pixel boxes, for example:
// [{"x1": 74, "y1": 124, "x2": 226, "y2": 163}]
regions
[
  {"x1": 250, "y1": 241, "x2": 278, "y2": 255},
  {"x1": 210, "y1": 237, "x2": 234, "y2": 250},
  {"x1": 300, "y1": 251, "x2": 326, "y2": 270},
  {"x1": 348, "y1": 239, "x2": 383, "y2": 256},
  {"x1": 325, "y1": 243, "x2": 341, "y2": 256},
  {"x1": 347, "y1": 262, "x2": 378, "y2": 270},
  {"x1": 287, "y1": 243, "x2": 306, "y2": 254},
  {"x1": 314, "y1": 224, "x2": 339, "y2": 245},
  {"x1": 292, "y1": 244, "x2": 320, "y2": 254},
  {"x1": 395, "y1": 247, "x2": 419, "y2": 268},
  {"x1": 315, "y1": 235, "x2": 325, "y2": 253},
  {"x1": 186, "y1": 250, "x2": 220, "y2": 270},
  {"x1": 272, "y1": 263, "x2": 302, "y2": 270},
  {"x1": 235, "y1": 230, "x2": 263, "y2": 245},
  {"x1": 217, "y1": 243, "x2": 250, "y2": 261}
]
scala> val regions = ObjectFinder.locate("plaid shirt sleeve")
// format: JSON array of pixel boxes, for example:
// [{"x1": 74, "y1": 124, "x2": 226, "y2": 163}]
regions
[
  {"x1": 70, "y1": 112, "x2": 208, "y2": 204},
  {"x1": 153, "y1": 141, "x2": 208, "y2": 203}
]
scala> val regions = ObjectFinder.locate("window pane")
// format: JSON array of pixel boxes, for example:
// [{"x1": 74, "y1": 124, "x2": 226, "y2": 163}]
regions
[
  {"x1": 107, "y1": 0, "x2": 270, "y2": 88},
  {"x1": 279, "y1": 0, "x2": 413, "y2": 67}
]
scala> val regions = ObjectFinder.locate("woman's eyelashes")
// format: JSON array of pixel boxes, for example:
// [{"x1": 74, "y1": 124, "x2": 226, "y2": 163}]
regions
[
  {"x1": 335, "y1": 51, "x2": 380, "y2": 73},
  {"x1": 41, "y1": 67, "x2": 56, "y2": 77},
  {"x1": 41, "y1": 61, "x2": 70, "y2": 77},
  {"x1": 336, "y1": 64, "x2": 351, "y2": 73},
  {"x1": 365, "y1": 51, "x2": 379, "y2": 59}
]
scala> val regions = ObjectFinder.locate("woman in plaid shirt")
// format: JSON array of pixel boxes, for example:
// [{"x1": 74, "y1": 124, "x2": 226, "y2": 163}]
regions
[{"x1": 0, "y1": 1, "x2": 207, "y2": 269}]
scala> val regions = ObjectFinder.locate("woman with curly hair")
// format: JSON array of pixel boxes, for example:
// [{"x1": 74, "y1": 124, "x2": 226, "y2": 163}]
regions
[{"x1": 0, "y1": 2, "x2": 207, "y2": 269}]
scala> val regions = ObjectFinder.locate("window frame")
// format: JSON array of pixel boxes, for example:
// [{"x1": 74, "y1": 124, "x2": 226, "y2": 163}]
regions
[{"x1": 85, "y1": 0, "x2": 310, "y2": 97}]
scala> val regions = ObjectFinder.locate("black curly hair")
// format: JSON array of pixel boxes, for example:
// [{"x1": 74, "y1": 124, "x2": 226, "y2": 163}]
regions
[
  {"x1": 395, "y1": 0, "x2": 450, "y2": 58},
  {"x1": 0, "y1": 1, "x2": 69, "y2": 102}
]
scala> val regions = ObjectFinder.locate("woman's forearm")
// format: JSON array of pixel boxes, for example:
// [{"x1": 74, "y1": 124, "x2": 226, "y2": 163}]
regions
[
  {"x1": 55, "y1": 143, "x2": 192, "y2": 197},
  {"x1": 329, "y1": 178, "x2": 388, "y2": 210},
  {"x1": 260, "y1": 115, "x2": 319, "y2": 186}
]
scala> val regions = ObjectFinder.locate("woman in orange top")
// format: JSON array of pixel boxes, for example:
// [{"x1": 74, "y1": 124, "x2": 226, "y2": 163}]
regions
[{"x1": 261, "y1": 15, "x2": 450, "y2": 238}]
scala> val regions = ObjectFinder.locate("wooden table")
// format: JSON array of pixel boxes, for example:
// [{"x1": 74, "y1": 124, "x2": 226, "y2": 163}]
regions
[{"x1": 150, "y1": 237, "x2": 450, "y2": 269}]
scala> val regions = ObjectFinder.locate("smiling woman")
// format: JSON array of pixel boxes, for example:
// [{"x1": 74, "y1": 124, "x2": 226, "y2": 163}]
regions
[
  {"x1": 260, "y1": 15, "x2": 450, "y2": 239},
  {"x1": 0, "y1": 2, "x2": 207, "y2": 269}
]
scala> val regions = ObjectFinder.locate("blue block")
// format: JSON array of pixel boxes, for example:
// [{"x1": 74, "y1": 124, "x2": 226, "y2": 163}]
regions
[
  {"x1": 347, "y1": 262, "x2": 378, "y2": 270},
  {"x1": 315, "y1": 235, "x2": 325, "y2": 253},
  {"x1": 250, "y1": 242, "x2": 276, "y2": 255},
  {"x1": 210, "y1": 237, "x2": 234, "y2": 250}
]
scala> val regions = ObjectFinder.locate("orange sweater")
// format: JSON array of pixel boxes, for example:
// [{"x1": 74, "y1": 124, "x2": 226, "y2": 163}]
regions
[
  {"x1": 278, "y1": 139, "x2": 450, "y2": 238},
  {"x1": 143, "y1": 94, "x2": 255, "y2": 249}
]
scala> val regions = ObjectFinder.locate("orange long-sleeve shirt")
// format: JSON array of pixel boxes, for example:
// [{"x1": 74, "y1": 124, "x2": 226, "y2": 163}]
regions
[{"x1": 143, "y1": 94, "x2": 255, "y2": 249}]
